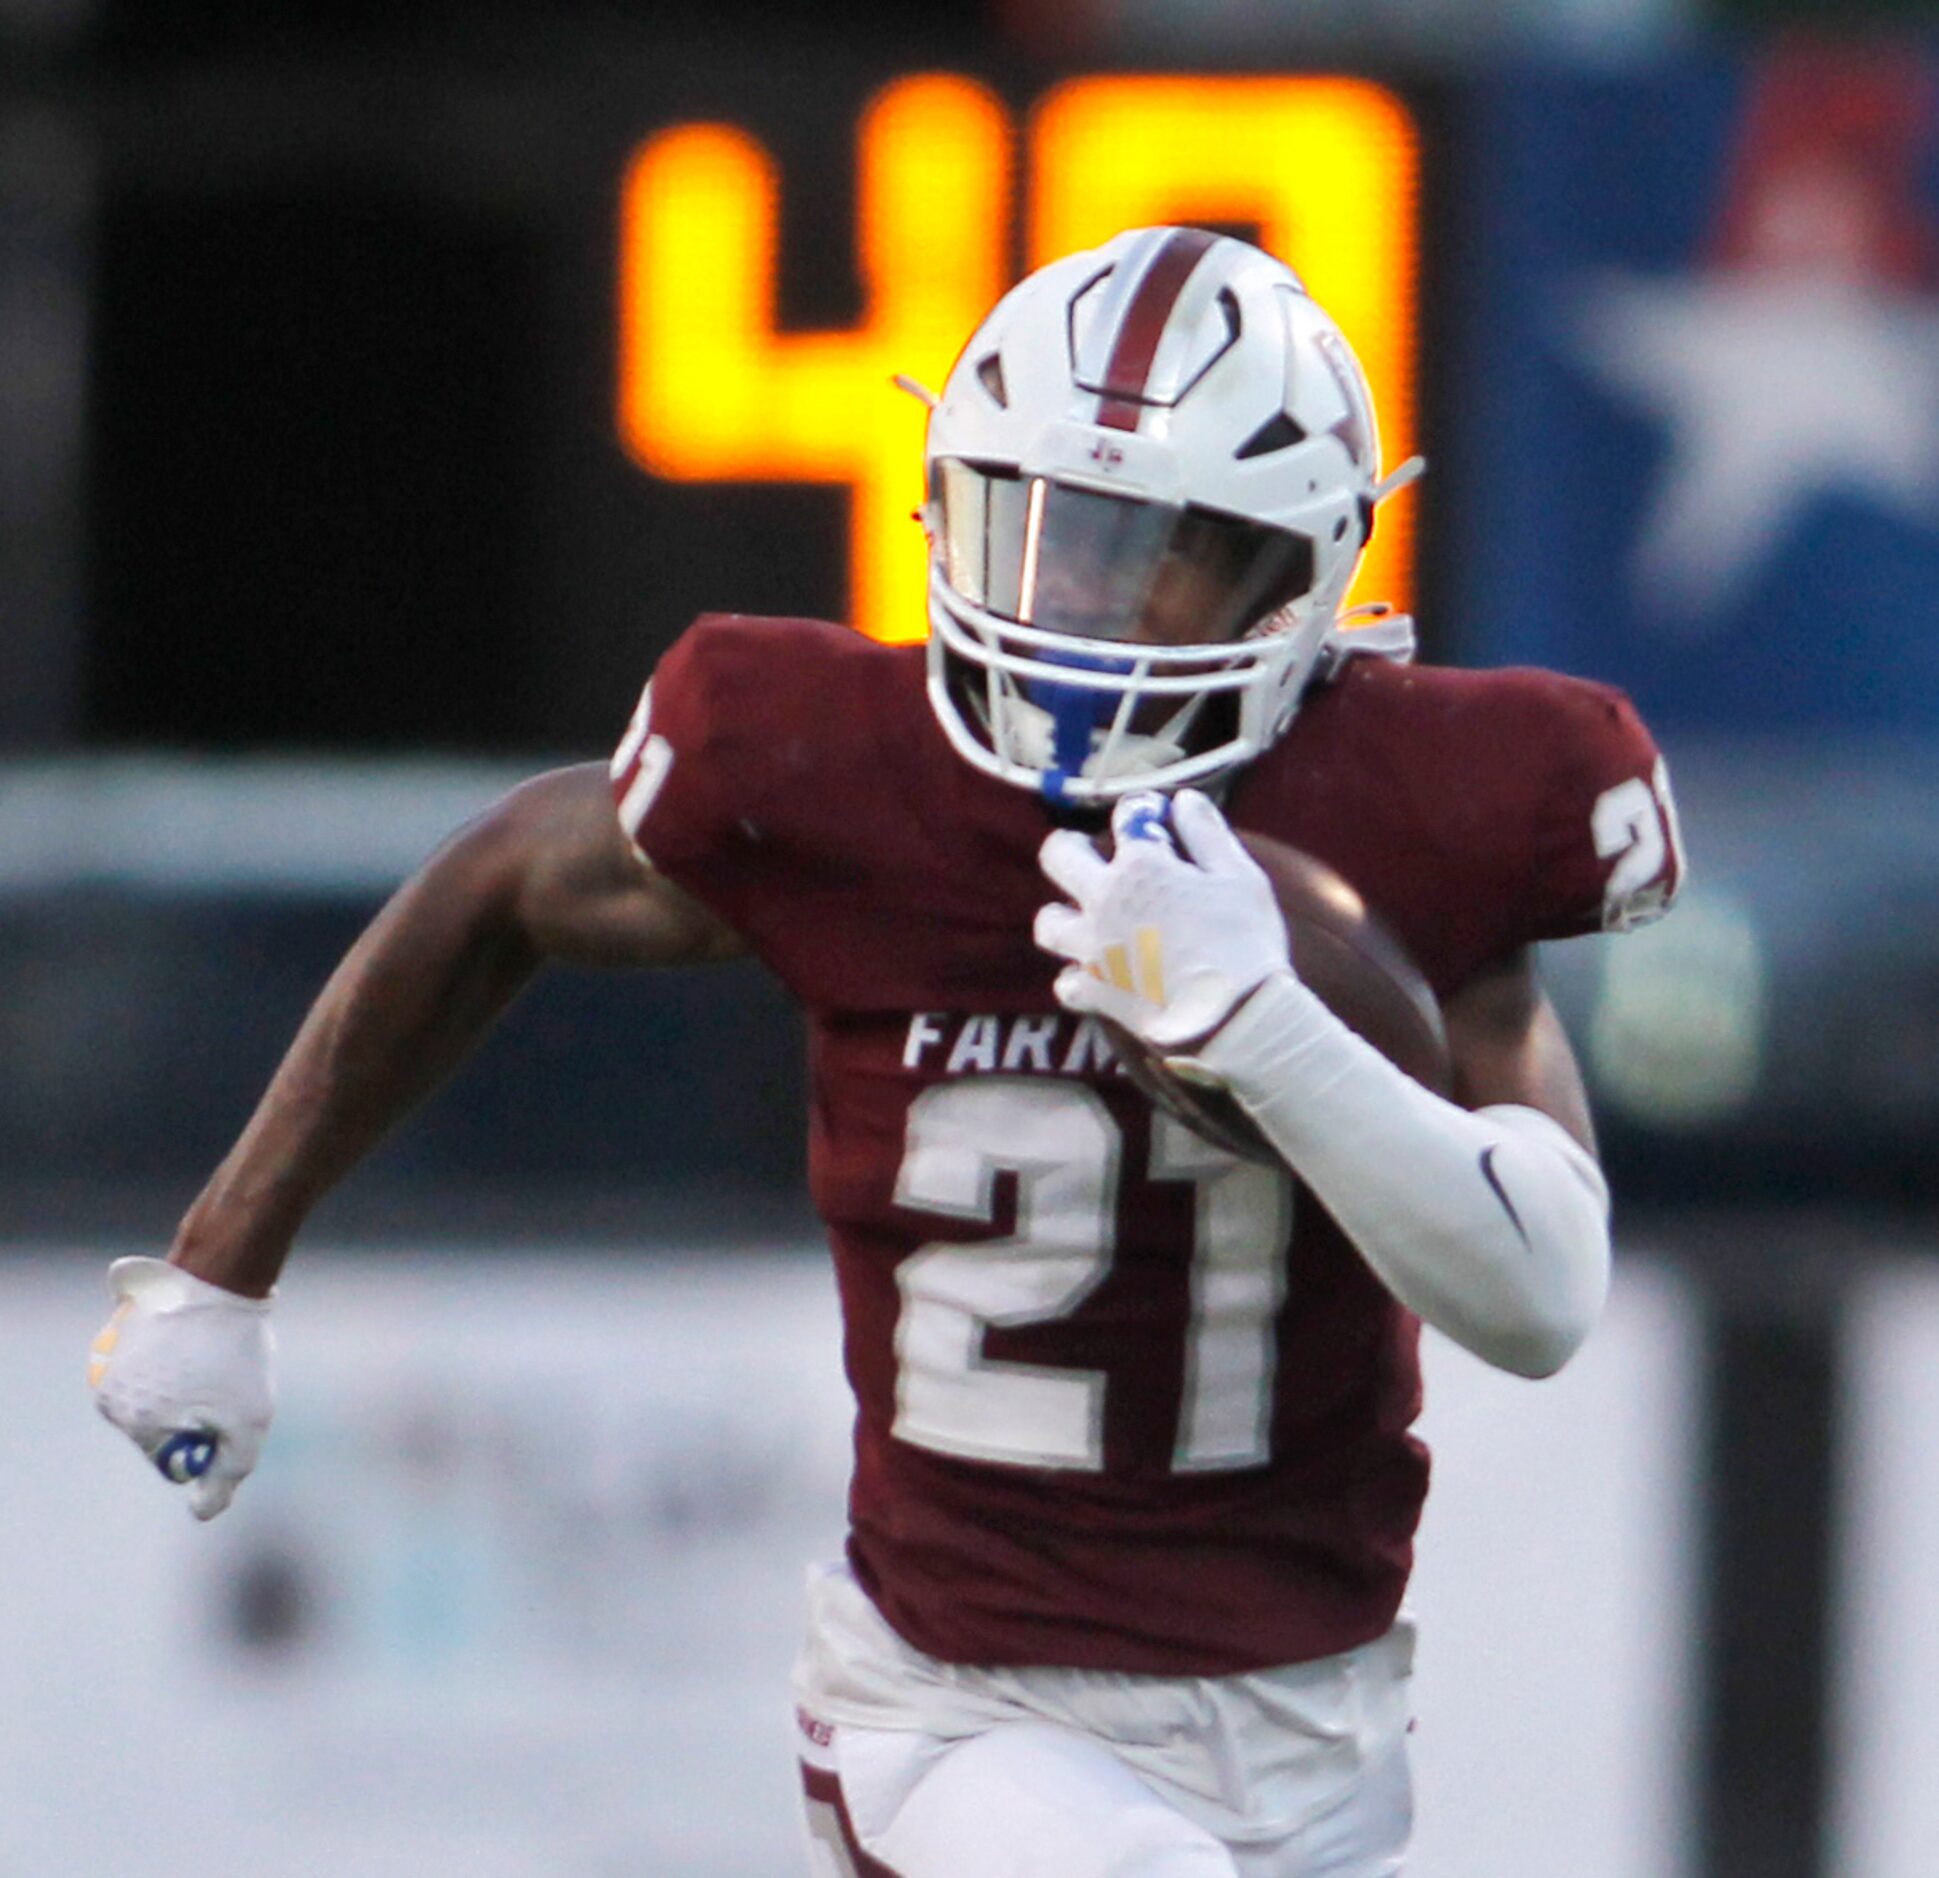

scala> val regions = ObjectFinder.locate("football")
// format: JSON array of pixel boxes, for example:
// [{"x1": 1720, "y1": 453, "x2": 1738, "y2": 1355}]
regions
[{"x1": 1103, "y1": 832, "x2": 1453, "y2": 1165}]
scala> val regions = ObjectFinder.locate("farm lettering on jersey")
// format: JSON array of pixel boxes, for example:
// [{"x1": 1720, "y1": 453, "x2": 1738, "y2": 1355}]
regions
[{"x1": 901, "y1": 1011, "x2": 1130, "y2": 1078}]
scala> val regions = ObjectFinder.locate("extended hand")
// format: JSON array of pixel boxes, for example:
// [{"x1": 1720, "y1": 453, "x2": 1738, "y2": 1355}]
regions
[
  {"x1": 1034, "y1": 789, "x2": 1292, "y2": 1051},
  {"x1": 87, "y1": 1257, "x2": 275, "y2": 1520}
]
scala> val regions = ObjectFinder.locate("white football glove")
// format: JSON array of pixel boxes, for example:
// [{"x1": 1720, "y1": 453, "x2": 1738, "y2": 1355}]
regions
[
  {"x1": 87, "y1": 1257, "x2": 275, "y2": 1520},
  {"x1": 1035, "y1": 789, "x2": 1292, "y2": 1050}
]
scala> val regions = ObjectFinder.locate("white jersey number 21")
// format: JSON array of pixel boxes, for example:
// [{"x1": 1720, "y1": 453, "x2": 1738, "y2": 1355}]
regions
[{"x1": 891, "y1": 1078, "x2": 1293, "y2": 1475}]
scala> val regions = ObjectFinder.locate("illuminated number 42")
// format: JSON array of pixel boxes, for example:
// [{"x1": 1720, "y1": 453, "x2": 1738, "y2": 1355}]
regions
[{"x1": 616, "y1": 74, "x2": 1420, "y2": 647}]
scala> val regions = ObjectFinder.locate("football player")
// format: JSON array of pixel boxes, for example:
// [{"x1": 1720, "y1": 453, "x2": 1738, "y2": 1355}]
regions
[{"x1": 90, "y1": 226, "x2": 1683, "y2": 1877}]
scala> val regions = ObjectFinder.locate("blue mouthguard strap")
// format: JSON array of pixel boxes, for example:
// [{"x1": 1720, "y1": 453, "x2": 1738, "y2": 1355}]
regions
[{"x1": 1028, "y1": 649, "x2": 1134, "y2": 806}]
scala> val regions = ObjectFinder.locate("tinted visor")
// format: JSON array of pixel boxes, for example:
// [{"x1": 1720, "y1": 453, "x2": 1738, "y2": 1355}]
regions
[{"x1": 934, "y1": 459, "x2": 1314, "y2": 646}]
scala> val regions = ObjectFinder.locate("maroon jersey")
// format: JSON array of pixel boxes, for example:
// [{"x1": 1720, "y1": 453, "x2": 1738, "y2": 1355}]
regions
[{"x1": 610, "y1": 614, "x2": 1681, "y2": 1677}]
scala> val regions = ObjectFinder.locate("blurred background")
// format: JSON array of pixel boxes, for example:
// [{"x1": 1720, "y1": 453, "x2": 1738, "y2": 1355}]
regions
[{"x1": 4, "y1": 0, "x2": 1937, "y2": 1873}]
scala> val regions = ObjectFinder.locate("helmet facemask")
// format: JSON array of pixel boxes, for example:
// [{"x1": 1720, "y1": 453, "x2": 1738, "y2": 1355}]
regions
[{"x1": 925, "y1": 462, "x2": 1321, "y2": 804}]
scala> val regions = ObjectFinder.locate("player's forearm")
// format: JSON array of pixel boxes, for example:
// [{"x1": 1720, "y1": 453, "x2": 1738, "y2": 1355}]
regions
[
  {"x1": 1188, "y1": 973, "x2": 1611, "y2": 1378},
  {"x1": 170, "y1": 833, "x2": 543, "y2": 1297}
]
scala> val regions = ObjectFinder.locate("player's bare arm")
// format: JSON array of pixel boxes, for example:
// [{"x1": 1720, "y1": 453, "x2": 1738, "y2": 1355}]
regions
[
  {"x1": 172, "y1": 761, "x2": 744, "y2": 1299},
  {"x1": 88, "y1": 764, "x2": 741, "y2": 1513},
  {"x1": 1442, "y1": 944, "x2": 1598, "y2": 1154}
]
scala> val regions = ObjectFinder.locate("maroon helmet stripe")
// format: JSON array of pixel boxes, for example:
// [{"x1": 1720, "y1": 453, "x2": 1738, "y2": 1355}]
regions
[{"x1": 1094, "y1": 227, "x2": 1221, "y2": 431}]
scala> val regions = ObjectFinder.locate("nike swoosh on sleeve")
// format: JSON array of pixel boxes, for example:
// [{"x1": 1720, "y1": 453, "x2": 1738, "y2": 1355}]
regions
[{"x1": 1479, "y1": 1145, "x2": 1530, "y2": 1249}]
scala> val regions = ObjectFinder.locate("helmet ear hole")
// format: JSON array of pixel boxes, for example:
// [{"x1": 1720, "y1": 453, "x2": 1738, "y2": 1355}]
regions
[{"x1": 975, "y1": 353, "x2": 1008, "y2": 408}]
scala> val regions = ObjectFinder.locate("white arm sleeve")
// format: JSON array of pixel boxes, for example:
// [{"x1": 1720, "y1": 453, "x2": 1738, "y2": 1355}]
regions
[{"x1": 1179, "y1": 972, "x2": 1611, "y2": 1379}]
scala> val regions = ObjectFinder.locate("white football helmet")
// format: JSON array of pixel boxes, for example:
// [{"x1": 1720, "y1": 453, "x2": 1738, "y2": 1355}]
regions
[{"x1": 920, "y1": 225, "x2": 1421, "y2": 807}]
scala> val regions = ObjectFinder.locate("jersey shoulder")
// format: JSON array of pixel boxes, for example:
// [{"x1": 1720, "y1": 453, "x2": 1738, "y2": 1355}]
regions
[
  {"x1": 1367, "y1": 657, "x2": 1685, "y2": 938},
  {"x1": 1330, "y1": 651, "x2": 1640, "y2": 746},
  {"x1": 1465, "y1": 663, "x2": 1685, "y2": 936},
  {"x1": 609, "y1": 612, "x2": 922, "y2": 872},
  {"x1": 606, "y1": 611, "x2": 1064, "y2": 1012},
  {"x1": 1264, "y1": 656, "x2": 1686, "y2": 953}
]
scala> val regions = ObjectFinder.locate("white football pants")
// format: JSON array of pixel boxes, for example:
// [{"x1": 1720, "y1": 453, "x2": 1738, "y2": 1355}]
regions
[
  {"x1": 799, "y1": 1717, "x2": 1411, "y2": 1878},
  {"x1": 793, "y1": 1562, "x2": 1413, "y2": 1878}
]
